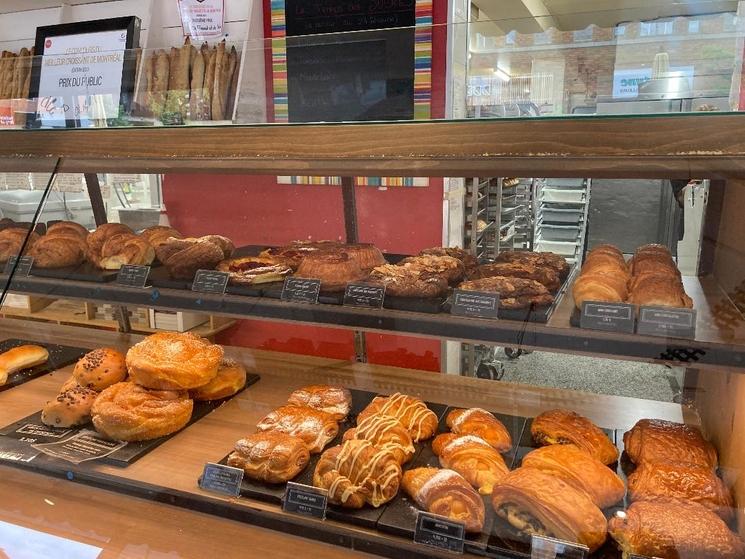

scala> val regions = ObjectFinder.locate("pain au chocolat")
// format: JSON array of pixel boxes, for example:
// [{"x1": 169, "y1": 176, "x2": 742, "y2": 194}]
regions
[
  {"x1": 531, "y1": 409, "x2": 619, "y2": 465},
  {"x1": 623, "y1": 418, "x2": 718, "y2": 469}
]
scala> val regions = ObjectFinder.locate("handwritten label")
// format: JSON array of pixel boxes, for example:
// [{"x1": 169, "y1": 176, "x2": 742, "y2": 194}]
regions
[
  {"x1": 344, "y1": 283, "x2": 385, "y2": 308},
  {"x1": 580, "y1": 301, "x2": 635, "y2": 333},
  {"x1": 283, "y1": 482, "x2": 328, "y2": 519},
  {"x1": 531, "y1": 535, "x2": 588, "y2": 558},
  {"x1": 414, "y1": 511, "x2": 465, "y2": 553},
  {"x1": 192, "y1": 270, "x2": 229, "y2": 295},
  {"x1": 0, "y1": 437, "x2": 39, "y2": 463},
  {"x1": 178, "y1": 0, "x2": 225, "y2": 39},
  {"x1": 199, "y1": 462, "x2": 244, "y2": 497},
  {"x1": 450, "y1": 289, "x2": 499, "y2": 319},
  {"x1": 637, "y1": 306, "x2": 697, "y2": 339},
  {"x1": 281, "y1": 278, "x2": 321, "y2": 304},
  {"x1": 4, "y1": 255, "x2": 33, "y2": 277},
  {"x1": 33, "y1": 430, "x2": 127, "y2": 464},
  {"x1": 116, "y1": 264, "x2": 150, "y2": 288}
]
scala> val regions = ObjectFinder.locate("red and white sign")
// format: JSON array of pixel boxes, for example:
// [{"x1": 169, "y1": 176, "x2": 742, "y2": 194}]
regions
[{"x1": 178, "y1": 0, "x2": 225, "y2": 39}]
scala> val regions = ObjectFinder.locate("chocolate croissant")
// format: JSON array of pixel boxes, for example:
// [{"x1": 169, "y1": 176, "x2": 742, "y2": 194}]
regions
[
  {"x1": 357, "y1": 392, "x2": 438, "y2": 442},
  {"x1": 255, "y1": 405, "x2": 338, "y2": 454},
  {"x1": 402, "y1": 467, "x2": 485, "y2": 533},
  {"x1": 313, "y1": 439, "x2": 401, "y2": 508},
  {"x1": 342, "y1": 414, "x2": 415, "y2": 465},
  {"x1": 531, "y1": 409, "x2": 619, "y2": 465},
  {"x1": 623, "y1": 418, "x2": 717, "y2": 469},
  {"x1": 491, "y1": 468, "x2": 608, "y2": 552},
  {"x1": 520, "y1": 445, "x2": 625, "y2": 509},
  {"x1": 432, "y1": 433, "x2": 509, "y2": 495},
  {"x1": 445, "y1": 408, "x2": 512, "y2": 453},
  {"x1": 227, "y1": 431, "x2": 310, "y2": 483}
]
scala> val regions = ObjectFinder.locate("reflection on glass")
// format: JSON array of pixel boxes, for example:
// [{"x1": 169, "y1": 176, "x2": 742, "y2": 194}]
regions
[{"x1": 0, "y1": 520, "x2": 102, "y2": 559}]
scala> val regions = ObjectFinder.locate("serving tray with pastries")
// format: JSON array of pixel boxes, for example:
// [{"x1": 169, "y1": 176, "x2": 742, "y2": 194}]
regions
[{"x1": 0, "y1": 338, "x2": 87, "y2": 393}]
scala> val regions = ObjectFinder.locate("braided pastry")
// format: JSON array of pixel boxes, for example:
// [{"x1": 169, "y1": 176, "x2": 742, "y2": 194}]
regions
[{"x1": 255, "y1": 404, "x2": 339, "y2": 454}]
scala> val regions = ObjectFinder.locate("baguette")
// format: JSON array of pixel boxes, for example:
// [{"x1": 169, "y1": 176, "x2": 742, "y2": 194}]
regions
[
  {"x1": 0, "y1": 344, "x2": 49, "y2": 385},
  {"x1": 11, "y1": 47, "x2": 31, "y2": 99},
  {"x1": 188, "y1": 46, "x2": 205, "y2": 119},
  {"x1": 225, "y1": 45, "x2": 239, "y2": 120},
  {"x1": 150, "y1": 50, "x2": 170, "y2": 117},
  {"x1": 201, "y1": 44, "x2": 216, "y2": 120},
  {"x1": 166, "y1": 38, "x2": 192, "y2": 116},
  {"x1": 211, "y1": 40, "x2": 228, "y2": 120}
]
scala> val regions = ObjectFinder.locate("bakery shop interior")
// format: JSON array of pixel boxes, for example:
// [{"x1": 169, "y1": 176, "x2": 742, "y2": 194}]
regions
[{"x1": 1, "y1": 1, "x2": 745, "y2": 558}]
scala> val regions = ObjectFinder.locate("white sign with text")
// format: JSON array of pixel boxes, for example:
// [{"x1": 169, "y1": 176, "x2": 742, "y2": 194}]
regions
[{"x1": 178, "y1": 0, "x2": 225, "y2": 39}]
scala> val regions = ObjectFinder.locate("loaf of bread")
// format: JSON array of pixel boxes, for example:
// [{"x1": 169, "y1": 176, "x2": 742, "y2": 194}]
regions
[{"x1": 0, "y1": 344, "x2": 49, "y2": 385}]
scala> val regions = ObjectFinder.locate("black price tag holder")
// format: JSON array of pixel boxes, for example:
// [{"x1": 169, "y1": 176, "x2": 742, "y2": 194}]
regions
[
  {"x1": 192, "y1": 270, "x2": 230, "y2": 295},
  {"x1": 198, "y1": 462, "x2": 244, "y2": 497},
  {"x1": 530, "y1": 535, "x2": 588, "y2": 558},
  {"x1": 413, "y1": 511, "x2": 466, "y2": 554},
  {"x1": 450, "y1": 289, "x2": 499, "y2": 319},
  {"x1": 4, "y1": 255, "x2": 34, "y2": 277},
  {"x1": 281, "y1": 278, "x2": 321, "y2": 304},
  {"x1": 637, "y1": 306, "x2": 697, "y2": 339},
  {"x1": 116, "y1": 264, "x2": 151, "y2": 288},
  {"x1": 343, "y1": 283, "x2": 385, "y2": 308},
  {"x1": 580, "y1": 301, "x2": 635, "y2": 333},
  {"x1": 282, "y1": 482, "x2": 328, "y2": 519}
]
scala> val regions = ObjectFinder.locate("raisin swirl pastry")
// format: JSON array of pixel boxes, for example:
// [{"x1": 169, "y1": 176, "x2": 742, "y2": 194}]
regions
[
  {"x1": 255, "y1": 404, "x2": 339, "y2": 454},
  {"x1": 357, "y1": 392, "x2": 438, "y2": 442},
  {"x1": 343, "y1": 414, "x2": 416, "y2": 464},
  {"x1": 227, "y1": 432, "x2": 310, "y2": 483}
]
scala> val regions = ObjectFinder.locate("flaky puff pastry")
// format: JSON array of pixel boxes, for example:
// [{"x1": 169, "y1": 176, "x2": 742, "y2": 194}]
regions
[
  {"x1": 608, "y1": 499, "x2": 745, "y2": 559},
  {"x1": 227, "y1": 432, "x2": 310, "y2": 483},
  {"x1": 432, "y1": 433, "x2": 509, "y2": 496},
  {"x1": 402, "y1": 467, "x2": 485, "y2": 533},
  {"x1": 91, "y1": 382, "x2": 193, "y2": 442},
  {"x1": 357, "y1": 392, "x2": 438, "y2": 442},
  {"x1": 531, "y1": 409, "x2": 619, "y2": 465},
  {"x1": 126, "y1": 332, "x2": 223, "y2": 391},
  {"x1": 314, "y1": 439, "x2": 401, "y2": 508},
  {"x1": 623, "y1": 419, "x2": 718, "y2": 469},
  {"x1": 189, "y1": 358, "x2": 246, "y2": 401},
  {"x1": 343, "y1": 414, "x2": 415, "y2": 465},
  {"x1": 521, "y1": 445, "x2": 625, "y2": 509},
  {"x1": 255, "y1": 405, "x2": 339, "y2": 454},
  {"x1": 627, "y1": 460, "x2": 733, "y2": 520},
  {"x1": 491, "y1": 468, "x2": 608, "y2": 552},
  {"x1": 446, "y1": 408, "x2": 512, "y2": 453},
  {"x1": 287, "y1": 385, "x2": 352, "y2": 420}
]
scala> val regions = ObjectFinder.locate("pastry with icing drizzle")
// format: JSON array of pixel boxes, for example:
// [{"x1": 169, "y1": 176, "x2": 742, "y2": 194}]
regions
[{"x1": 356, "y1": 392, "x2": 438, "y2": 442}]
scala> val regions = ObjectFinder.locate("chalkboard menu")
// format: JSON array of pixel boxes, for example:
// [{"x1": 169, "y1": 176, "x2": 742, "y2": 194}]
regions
[{"x1": 284, "y1": 0, "x2": 416, "y2": 123}]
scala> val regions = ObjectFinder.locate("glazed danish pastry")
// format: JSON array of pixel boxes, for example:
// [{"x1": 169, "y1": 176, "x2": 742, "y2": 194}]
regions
[
  {"x1": 531, "y1": 409, "x2": 619, "y2": 465},
  {"x1": 255, "y1": 404, "x2": 339, "y2": 454},
  {"x1": 357, "y1": 392, "x2": 438, "y2": 441}
]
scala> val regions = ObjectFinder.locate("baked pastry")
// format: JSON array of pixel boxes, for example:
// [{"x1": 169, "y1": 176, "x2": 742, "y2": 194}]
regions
[
  {"x1": 470, "y1": 262, "x2": 561, "y2": 291},
  {"x1": 635, "y1": 243, "x2": 671, "y2": 257},
  {"x1": 520, "y1": 445, "x2": 625, "y2": 509},
  {"x1": 72, "y1": 348, "x2": 127, "y2": 391},
  {"x1": 357, "y1": 392, "x2": 438, "y2": 442},
  {"x1": 156, "y1": 235, "x2": 235, "y2": 279},
  {"x1": 608, "y1": 499, "x2": 745, "y2": 559},
  {"x1": 581, "y1": 252, "x2": 630, "y2": 278},
  {"x1": 0, "y1": 344, "x2": 49, "y2": 385},
  {"x1": 91, "y1": 382, "x2": 193, "y2": 442},
  {"x1": 495, "y1": 251, "x2": 570, "y2": 278},
  {"x1": 491, "y1": 468, "x2": 608, "y2": 552},
  {"x1": 287, "y1": 385, "x2": 352, "y2": 420},
  {"x1": 216, "y1": 256, "x2": 293, "y2": 285},
  {"x1": 399, "y1": 255, "x2": 466, "y2": 285},
  {"x1": 28, "y1": 233, "x2": 87, "y2": 268},
  {"x1": 140, "y1": 226, "x2": 182, "y2": 249},
  {"x1": 445, "y1": 408, "x2": 512, "y2": 453},
  {"x1": 531, "y1": 409, "x2": 619, "y2": 465},
  {"x1": 402, "y1": 467, "x2": 485, "y2": 533},
  {"x1": 432, "y1": 434, "x2": 509, "y2": 495},
  {"x1": 628, "y1": 275, "x2": 693, "y2": 309},
  {"x1": 589, "y1": 244, "x2": 624, "y2": 260},
  {"x1": 627, "y1": 460, "x2": 733, "y2": 520},
  {"x1": 260, "y1": 240, "x2": 339, "y2": 270},
  {"x1": 189, "y1": 358, "x2": 246, "y2": 401},
  {"x1": 0, "y1": 227, "x2": 39, "y2": 262},
  {"x1": 294, "y1": 252, "x2": 366, "y2": 292},
  {"x1": 227, "y1": 432, "x2": 310, "y2": 483},
  {"x1": 420, "y1": 247, "x2": 478, "y2": 276},
  {"x1": 572, "y1": 272, "x2": 629, "y2": 309},
  {"x1": 623, "y1": 418, "x2": 718, "y2": 469},
  {"x1": 41, "y1": 384, "x2": 99, "y2": 427},
  {"x1": 458, "y1": 276, "x2": 554, "y2": 309},
  {"x1": 339, "y1": 243, "x2": 386, "y2": 272},
  {"x1": 126, "y1": 332, "x2": 223, "y2": 391},
  {"x1": 367, "y1": 263, "x2": 449, "y2": 298},
  {"x1": 86, "y1": 223, "x2": 133, "y2": 266},
  {"x1": 255, "y1": 405, "x2": 339, "y2": 454},
  {"x1": 314, "y1": 439, "x2": 402, "y2": 508},
  {"x1": 342, "y1": 414, "x2": 415, "y2": 464},
  {"x1": 46, "y1": 221, "x2": 89, "y2": 239},
  {"x1": 98, "y1": 233, "x2": 155, "y2": 270}
]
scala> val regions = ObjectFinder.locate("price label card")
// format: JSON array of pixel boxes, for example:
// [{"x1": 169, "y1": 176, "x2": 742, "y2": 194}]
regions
[
  {"x1": 531, "y1": 535, "x2": 588, "y2": 558},
  {"x1": 283, "y1": 482, "x2": 328, "y2": 519},
  {"x1": 344, "y1": 283, "x2": 385, "y2": 308},
  {"x1": 580, "y1": 301, "x2": 635, "y2": 333},
  {"x1": 116, "y1": 265, "x2": 151, "y2": 288},
  {"x1": 637, "y1": 306, "x2": 697, "y2": 339},
  {"x1": 0, "y1": 437, "x2": 39, "y2": 463},
  {"x1": 33, "y1": 430, "x2": 127, "y2": 464},
  {"x1": 281, "y1": 278, "x2": 321, "y2": 304},
  {"x1": 450, "y1": 289, "x2": 499, "y2": 319},
  {"x1": 4, "y1": 255, "x2": 34, "y2": 277},
  {"x1": 414, "y1": 511, "x2": 465, "y2": 554},
  {"x1": 199, "y1": 462, "x2": 244, "y2": 497},
  {"x1": 192, "y1": 270, "x2": 229, "y2": 295}
]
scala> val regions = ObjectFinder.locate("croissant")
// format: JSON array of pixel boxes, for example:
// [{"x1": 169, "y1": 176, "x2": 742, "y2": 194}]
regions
[
  {"x1": 572, "y1": 272, "x2": 629, "y2": 310},
  {"x1": 140, "y1": 226, "x2": 182, "y2": 250},
  {"x1": 445, "y1": 408, "x2": 512, "y2": 453},
  {"x1": 608, "y1": 499, "x2": 745, "y2": 559},
  {"x1": 628, "y1": 275, "x2": 693, "y2": 309},
  {"x1": 581, "y1": 252, "x2": 630, "y2": 278},
  {"x1": 520, "y1": 445, "x2": 625, "y2": 508},
  {"x1": 627, "y1": 460, "x2": 733, "y2": 520},
  {"x1": 531, "y1": 409, "x2": 619, "y2": 465},
  {"x1": 255, "y1": 405, "x2": 339, "y2": 454},
  {"x1": 357, "y1": 392, "x2": 438, "y2": 442},
  {"x1": 46, "y1": 221, "x2": 89, "y2": 239},
  {"x1": 588, "y1": 244, "x2": 624, "y2": 260},
  {"x1": 227, "y1": 431, "x2": 310, "y2": 483},
  {"x1": 432, "y1": 433, "x2": 509, "y2": 495},
  {"x1": 0, "y1": 227, "x2": 39, "y2": 262},
  {"x1": 342, "y1": 414, "x2": 415, "y2": 464},
  {"x1": 313, "y1": 439, "x2": 401, "y2": 508},
  {"x1": 86, "y1": 223, "x2": 133, "y2": 266},
  {"x1": 287, "y1": 385, "x2": 352, "y2": 420},
  {"x1": 491, "y1": 468, "x2": 608, "y2": 552},
  {"x1": 402, "y1": 467, "x2": 485, "y2": 533},
  {"x1": 623, "y1": 419, "x2": 717, "y2": 469},
  {"x1": 29, "y1": 234, "x2": 87, "y2": 268},
  {"x1": 98, "y1": 233, "x2": 155, "y2": 270}
]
